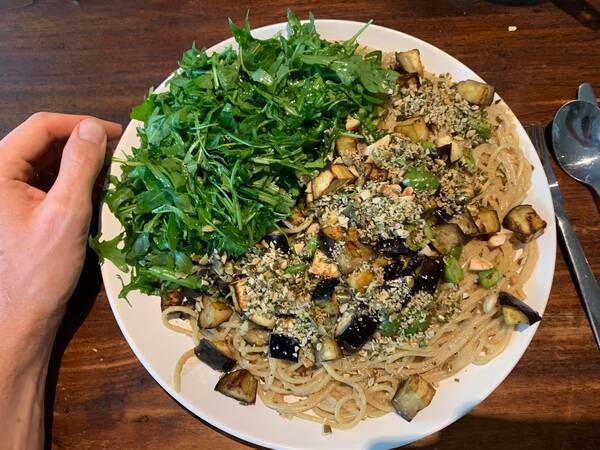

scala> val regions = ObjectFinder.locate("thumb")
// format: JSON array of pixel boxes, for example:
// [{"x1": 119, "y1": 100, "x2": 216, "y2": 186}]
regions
[{"x1": 47, "y1": 118, "x2": 107, "y2": 207}]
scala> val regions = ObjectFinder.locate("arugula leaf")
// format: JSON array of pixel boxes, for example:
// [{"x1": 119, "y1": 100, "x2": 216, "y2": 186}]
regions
[{"x1": 92, "y1": 10, "x2": 398, "y2": 297}]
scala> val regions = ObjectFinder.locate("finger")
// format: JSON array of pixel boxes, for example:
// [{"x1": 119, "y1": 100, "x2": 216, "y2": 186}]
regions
[
  {"x1": 46, "y1": 118, "x2": 108, "y2": 208},
  {"x1": 0, "y1": 112, "x2": 122, "y2": 164}
]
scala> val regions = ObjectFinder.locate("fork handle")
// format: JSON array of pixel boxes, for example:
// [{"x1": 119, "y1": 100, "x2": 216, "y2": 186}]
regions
[{"x1": 555, "y1": 208, "x2": 600, "y2": 348}]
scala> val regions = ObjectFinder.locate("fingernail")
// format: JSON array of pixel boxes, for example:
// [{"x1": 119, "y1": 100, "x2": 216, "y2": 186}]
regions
[{"x1": 78, "y1": 118, "x2": 106, "y2": 146}]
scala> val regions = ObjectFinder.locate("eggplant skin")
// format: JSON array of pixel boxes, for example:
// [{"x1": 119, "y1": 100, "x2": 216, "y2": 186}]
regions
[
  {"x1": 413, "y1": 256, "x2": 443, "y2": 293},
  {"x1": 214, "y1": 369, "x2": 258, "y2": 405},
  {"x1": 335, "y1": 314, "x2": 378, "y2": 353},
  {"x1": 392, "y1": 375, "x2": 436, "y2": 421},
  {"x1": 431, "y1": 223, "x2": 468, "y2": 255},
  {"x1": 312, "y1": 278, "x2": 340, "y2": 302},
  {"x1": 456, "y1": 80, "x2": 495, "y2": 106},
  {"x1": 502, "y1": 205, "x2": 547, "y2": 243},
  {"x1": 262, "y1": 234, "x2": 292, "y2": 254},
  {"x1": 376, "y1": 237, "x2": 414, "y2": 256},
  {"x1": 194, "y1": 339, "x2": 236, "y2": 372},
  {"x1": 318, "y1": 336, "x2": 343, "y2": 362},
  {"x1": 269, "y1": 334, "x2": 301, "y2": 362},
  {"x1": 499, "y1": 292, "x2": 541, "y2": 325}
]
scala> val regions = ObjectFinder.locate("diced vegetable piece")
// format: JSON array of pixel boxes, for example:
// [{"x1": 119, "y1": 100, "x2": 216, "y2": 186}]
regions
[
  {"x1": 160, "y1": 287, "x2": 184, "y2": 312},
  {"x1": 318, "y1": 336, "x2": 343, "y2": 362},
  {"x1": 478, "y1": 268, "x2": 500, "y2": 288},
  {"x1": 395, "y1": 49, "x2": 424, "y2": 77},
  {"x1": 402, "y1": 168, "x2": 440, "y2": 192},
  {"x1": 392, "y1": 375, "x2": 436, "y2": 421},
  {"x1": 198, "y1": 300, "x2": 233, "y2": 329},
  {"x1": 499, "y1": 292, "x2": 542, "y2": 325},
  {"x1": 376, "y1": 237, "x2": 415, "y2": 256},
  {"x1": 318, "y1": 230, "x2": 337, "y2": 256},
  {"x1": 413, "y1": 256, "x2": 443, "y2": 293},
  {"x1": 394, "y1": 117, "x2": 429, "y2": 142},
  {"x1": 230, "y1": 279, "x2": 248, "y2": 312},
  {"x1": 443, "y1": 256, "x2": 464, "y2": 284},
  {"x1": 312, "y1": 278, "x2": 340, "y2": 302},
  {"x1": 288, "y1": 207, "x2": 306, "y2": 226},
  {"x1": 335, "y1": 312, "x2": 378, "y2": 353},
  {"x1": 364, "y1": 163, "x2": 389, "y2": 181},
  {"x1": 335, "y1": 136, "x2": 357, "y2": 159},
  {"x1": 456, "y1": 80, "x2": 495, "y2": 106},
  {"x1": 396, "y1": 72, "x2": 420, "y2": 89},
  {"x1": 262, "y1": 234, "x2": 291, "y2": 254},
  {"x1": 194, "y1": 339, "x2": 236, "y2": 372},
  {"x1": 330, "y1": 164, "x2": 356, "y2": 181},
  {"x1": 215, "y1": 369, "x2": 258, "y2": 405},
  {"x1": 502, "y1": 205, "x2": 547, "y2": 243},
  {"x1": 312, "y1": 168, "x2": 335, "y2": 200},
  {"x1": 269, "y1": 333, "x2": 301, "y2": 362},
  {"x1": 431, "y1": 223, "x2": 468, "y2": 255},
  {"x1": 248, "y1": 313, "x2": 275, "y2": 329},
  {"x1": 309, "y1": 250, "x2": 340, "y2": 278},
  {"x1": 347, "y1": 270, "x2": 375, "y2": 293},
  {"x1": 448, "y1": 245, "x2": 463, "y2": 260},
  {"x1": 470, "y1": 208, "x2": 501, "y2": 236},
  {"x1": 380, "y1": 312, "x2": 430, "y2": 337},
  {"x1": 345, "y1": 117, "x2": 360, "y2": 131},
  {"x1": 284, "y1": 263, "x2": 308, "y2": 274},
  {"x1": 336, "y1": 241, "x2": 375, "y2": 275},
  {"x1": 467, "y1": 118, "x2": 492, "y2": 140},
  {"x1": 321, "y1": 226, "x2": 349, "y2": 242},
  {"x1": 243, "y1": 328, "x2": 269, "y2": 346},
  {"x1": 312, "y1": 164, "x2": 356, "y2": 200},
  {"x1": 449, "y1": 212, "x2": 479, "y2": 236},
  {"x1": 434, "y1": 135, "x2": 463, "y2": 163},
  {"x1": 383, "y1": 261, "x2": 409, "y2": 282}
]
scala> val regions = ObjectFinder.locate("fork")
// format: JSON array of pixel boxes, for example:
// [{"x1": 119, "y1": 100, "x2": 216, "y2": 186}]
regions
[{"x1": 526, "y1": 124, "x2": 600, "y2": 349}]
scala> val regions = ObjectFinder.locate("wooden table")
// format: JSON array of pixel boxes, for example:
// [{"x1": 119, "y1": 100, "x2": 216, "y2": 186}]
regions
[{"x1": 1, "y1": 1, "x2": 600, "y2": 448}]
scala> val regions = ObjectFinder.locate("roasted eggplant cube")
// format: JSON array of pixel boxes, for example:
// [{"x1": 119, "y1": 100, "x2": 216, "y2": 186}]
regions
[
  {"x1": 414, "y1": 256, "x2": 443, "y2": 293},
  {"x1": 160, "y1": 287, "x2": 184, "y2": 312},
  {"x1": 394, "y1": 117, "x2": 429, "y2": 142},
  {"x1": 364, "y1": 163, "x2": 389, "y2": 181},
  {"x1": 499, "y1": 292, "x2": 542, "y2": 326},
  {"x1": 194, "y1": 339, "x2": 236, "y2": 372},
  {"x1": 396, "y1": 72, "x2": 420, "y2": 89},
  {"x1": 312, "y1": 278, "x2": 340, "y2": 302},
  {"x1": 269, "y1": 333, "x2": 301, "y2": 362},
  {"x1": 392, "y1": 375, "x2": 436, "y2": 421},
  {"x1": 230, "y1": 279, "x2": 248, "y2": 313},
  {"x1": 248, "y1": 312, "x2": 276, "y2": 329},
  {"x1": 198, "y1": 301, "x2": 233, "y2": 329},
  {"x1": 335, "y1": 313, "x2": 377, "y2": 353},
  {"x1": 431, "y1": 224, "x2": 468, "y2": 255},
  {"x1": 383, "y1": 261, "x2": 410, "y2": 282},
  {"x1": 376, "y1": 237, "x2": 414, "y2": 256},
  {"x1": 318, "y1": 230, "x2": 337, "y2": 257},
  {"x1": 502, "y1": 205, "x2": 547, "y2": 243},
  {"x1": 243, "y1": 328, "x2": 270, "y2": 346},
  {"x1": 347, "y1": 270, "x2": 375, "y2": 293},
  {"x1": 336, "y1": 241, "x2": 375, "y2": 275},
  {"x1": 318, "y1": 336, "x2": 343, "y2": 362},
  {"x1": 395, "y1": 49, "x2": 424, "y2": 77},
  {"x1": 309, "y1": 250, "x2": 340, "y2": 278},
  {"x1": 449, "y1": 211, "x2": 479, "y2": 236},
  {"x1": 335, "y1": 136, "x2": 358, "y2": 159},
  {"x1": 456, "y1": 80, "x2": 495, "y2": 106},
  {"x1": 470, "y1": 208, "x2": 501, "y2": 236},
  {"x1": 214, "y1": 369, "x2": 258, "y2": 405},
  {"x1": 262, "y1": 234, "x2": 292, "y2": 254}
]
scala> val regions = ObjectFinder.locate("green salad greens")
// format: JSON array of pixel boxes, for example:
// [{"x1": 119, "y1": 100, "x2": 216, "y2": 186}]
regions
[{"x1": 91, "y1": 10, "x2": 398, "y2": 297}]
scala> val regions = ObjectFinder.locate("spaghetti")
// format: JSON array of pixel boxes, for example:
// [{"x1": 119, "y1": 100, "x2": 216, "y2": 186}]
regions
[{"x1": 162, "y1": 56, "x2": 543, "y2": 430}]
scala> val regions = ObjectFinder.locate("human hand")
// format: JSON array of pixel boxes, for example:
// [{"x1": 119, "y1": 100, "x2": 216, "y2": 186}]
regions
[{"x1": 0, "y1": 113, "x2": 122, "y2": 357}]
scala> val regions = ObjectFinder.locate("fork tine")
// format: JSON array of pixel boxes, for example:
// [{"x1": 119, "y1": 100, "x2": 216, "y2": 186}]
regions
[{"x1": 525, "y1": 124, "x2": 543, "y2": 160}]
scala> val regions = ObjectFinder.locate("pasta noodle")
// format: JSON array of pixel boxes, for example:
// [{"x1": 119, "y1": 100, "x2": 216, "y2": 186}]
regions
[{"x1": 164, "y1": 65, "x2": 540, "y2": 429}]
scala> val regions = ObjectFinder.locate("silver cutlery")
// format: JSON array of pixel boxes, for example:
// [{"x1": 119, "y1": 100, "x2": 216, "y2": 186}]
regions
[
  {"x1": 551, "y1": 85, "x2": 600, "y2": 197},
  {"x1": 526, "y1": 124, "x2": 600, "y2": 349}
]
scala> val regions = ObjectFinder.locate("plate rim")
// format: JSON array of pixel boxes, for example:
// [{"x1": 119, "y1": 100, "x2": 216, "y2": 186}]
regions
[{"x1": 100, "y1": 18, "x2": 557, "y2": 450}]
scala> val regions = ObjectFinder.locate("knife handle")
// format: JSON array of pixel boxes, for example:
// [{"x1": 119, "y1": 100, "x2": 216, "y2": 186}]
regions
[{"x1": 555, "y1": 209, "x2": 600, "y2": 348}]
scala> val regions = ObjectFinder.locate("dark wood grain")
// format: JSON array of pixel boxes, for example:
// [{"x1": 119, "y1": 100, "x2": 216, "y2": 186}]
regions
[{"x1": 1, "y1": 1, "x2": 600, "y2": 449}]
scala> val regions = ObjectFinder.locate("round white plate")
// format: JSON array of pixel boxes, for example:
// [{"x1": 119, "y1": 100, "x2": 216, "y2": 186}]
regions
[{"x1": 100, "y1": 20, "x2": 556, "y2": 450}]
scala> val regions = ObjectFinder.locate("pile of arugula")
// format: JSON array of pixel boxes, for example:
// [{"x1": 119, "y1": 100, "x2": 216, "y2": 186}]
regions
[{"x1": 92, "y1": 10, "x2": 398, "y2": 297}]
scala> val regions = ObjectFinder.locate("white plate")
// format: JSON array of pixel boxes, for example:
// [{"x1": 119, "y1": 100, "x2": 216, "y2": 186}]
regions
[{"x1": 100, "y1": 20, "x2": 556, "y2": 450}]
